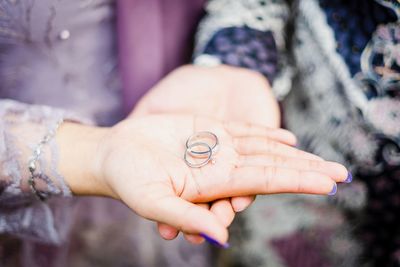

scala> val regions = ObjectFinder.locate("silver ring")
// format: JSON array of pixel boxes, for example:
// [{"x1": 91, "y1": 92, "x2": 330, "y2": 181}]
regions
[
  {"x1": 184, "y1": 142, "x2": 213, "y2": 168},
  {"x1": 186, "y1": 131, "x2": 219, "y2": 158}
]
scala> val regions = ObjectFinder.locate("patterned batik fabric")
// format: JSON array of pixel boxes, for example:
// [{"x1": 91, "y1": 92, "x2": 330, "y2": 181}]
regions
[
  {"x1": 202, "y1": 26, "x2": 279, "y2": 83},
  {"x1": 195, "y1": 0, "x2": 400, "y2": 266}
]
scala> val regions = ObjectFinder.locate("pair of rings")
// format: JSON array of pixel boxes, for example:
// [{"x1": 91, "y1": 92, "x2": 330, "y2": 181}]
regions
[{"x1": 184, "y1": 131, "x2": 219, "y2": 168}]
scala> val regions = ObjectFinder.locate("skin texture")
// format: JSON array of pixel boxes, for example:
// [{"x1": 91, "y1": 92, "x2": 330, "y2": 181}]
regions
[
  {"x1": 131, "y1": 65, "x2": 281, "y2": 127},
  {"x1": 57, "y1": 115, "x2": 348, "y2": 246},
  {"x1": 55, "y1": 66, "x2": 345, "y2": 246},
  {"x1": 130, "y1": 65, "x2": 289, "y2": 242}
]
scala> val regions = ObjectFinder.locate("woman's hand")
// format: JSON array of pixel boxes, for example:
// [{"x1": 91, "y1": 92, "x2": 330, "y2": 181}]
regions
[
  {"x1": 132, "y1": 65, "x2": 281, "y2": 128},
  {"x1": 131, "y1": 64, "x2": 287, "y2": 243},
  {"x1": 58, "y1": 115, "x2": 348, "y2": 246}
]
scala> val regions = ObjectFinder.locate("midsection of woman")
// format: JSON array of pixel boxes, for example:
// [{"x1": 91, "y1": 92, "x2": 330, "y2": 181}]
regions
[{"x1": 0, "y1": 0, "x2": 122, "y2": 124}]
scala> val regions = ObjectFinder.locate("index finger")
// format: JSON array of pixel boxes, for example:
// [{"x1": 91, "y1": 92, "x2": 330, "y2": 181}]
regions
[
  {"x1": 193, "y1": 166, "x2": 339, "y2": 201},
  {"x1": 233, "y1": 136, "x2": 323, "y2": 161}
]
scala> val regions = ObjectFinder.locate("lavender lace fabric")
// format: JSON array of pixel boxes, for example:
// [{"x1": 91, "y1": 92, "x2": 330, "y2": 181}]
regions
[
  {"x1": 0, "y1": 1, "x2": 212, "y2": 267},
  {"x1": 0, "y1": 0, "x2": 120, "y2": 245},
  {"x1": 0, "y1": 100, "x2": 83, "y2": 244}
]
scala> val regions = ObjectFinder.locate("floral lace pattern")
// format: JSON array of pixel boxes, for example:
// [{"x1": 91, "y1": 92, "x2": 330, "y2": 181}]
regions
[
  {"x1": 0, "y1": 99, "x2": 86, "y2": 243},
  {"x1": 0, "y1": 1, "x2": 214, "y2": 267}
]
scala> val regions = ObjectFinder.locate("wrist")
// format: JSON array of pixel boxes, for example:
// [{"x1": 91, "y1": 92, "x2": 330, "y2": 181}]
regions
[{"x1": 56, "y1": 122, "x2": 113, "y2": 197}]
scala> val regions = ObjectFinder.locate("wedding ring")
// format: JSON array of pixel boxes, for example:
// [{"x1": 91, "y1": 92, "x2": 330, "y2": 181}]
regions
[
  {"x1": 184, "y1": 142, "x2": 213, "y2": 168},
  {"x1": 186, "y1": 131, "x2": 219, "y2": 158}
]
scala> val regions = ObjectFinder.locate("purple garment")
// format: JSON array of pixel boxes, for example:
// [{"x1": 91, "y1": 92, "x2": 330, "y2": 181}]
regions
[
  {"x1": 117, "y1": 0, "x2": 206, "y2": 113},
  {"x1": 0, "y1": 1, "x2": 211, "y2": 266}
]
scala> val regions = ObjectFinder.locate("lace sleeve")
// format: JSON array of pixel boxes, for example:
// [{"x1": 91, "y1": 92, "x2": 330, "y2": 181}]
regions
[
  {"x1": 0, "y1": 99, "x2": 91, "y2": 244},
  {"x1": 194, "y1": 0, "x2": 294, "y2": 99}
]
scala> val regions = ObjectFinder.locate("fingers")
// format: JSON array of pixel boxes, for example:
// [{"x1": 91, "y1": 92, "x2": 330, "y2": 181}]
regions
[
  {"x1": 233, "y1": 136, "x2": 323, "y2": 161},
  {"x1": 184, "y1": 200, "x2": 236, "y2": 245},
  {"x1": 157, "y1": 204, "x2": 210, "y2": 244},
  {"x1": 209, "y1": 199, "x2": 235, "y2": 226},
  {"x1": 158, "y1": 223, "x2": 179, "y2": 240},
  {"x1": 230, "y1": 196, "x2": 256, "y2": 212},
  {"x1": 184, "y1": 200, "x2": 236, "y2": 244},
  {"x1": 227, "y1": 166, "x2": 338, "y2": 196},
  {"x1": 158, "y1": 200, "x2": 236, "y2": 245},
  {"x1": 224, "y1": 121, "x2": 297, "y2": 146},
  {"x1": 183, "y1": 203, "x2": 209, "y2": 244},
  {"x1": 145, "y1": 194, "x2": 228, "y2": 246},
  {"x1": 238, "y1": 155, "x2": 348, "y2": 183}
]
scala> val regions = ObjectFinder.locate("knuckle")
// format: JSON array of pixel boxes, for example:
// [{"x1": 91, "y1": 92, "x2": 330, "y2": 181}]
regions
[
  {"x1": 307, "y1": 160, "x2": 323, "y2": 170},
  {"x1": 263, "y1": 166, "x2": 277, "y2": 192},
  {"x1": 293, "y1": 169, "x2": 307, "y2": 193},
  {"x1": 296, "y1": 177, "x2": 304, "y2": 193}
]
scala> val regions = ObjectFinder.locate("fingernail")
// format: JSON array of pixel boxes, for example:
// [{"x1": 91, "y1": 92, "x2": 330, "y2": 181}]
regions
[
  {"x1": 344, "y1": 171, "x2": 353, "y2": 183},
  {"x1": 199, "y1": 233, "x2": 230, "y2": 249},
  {"x1": 328, "y1": 183, "x2": 337, "y2": 196}
]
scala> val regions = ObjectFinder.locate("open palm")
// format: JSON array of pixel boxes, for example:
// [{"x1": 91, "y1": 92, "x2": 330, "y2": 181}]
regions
[
  {"x1": 98, "y1": 115, "x2": 347, "y2": 245},
  {"x1": 131, "y1": 65, "x2": 290, "y2": 243}
]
